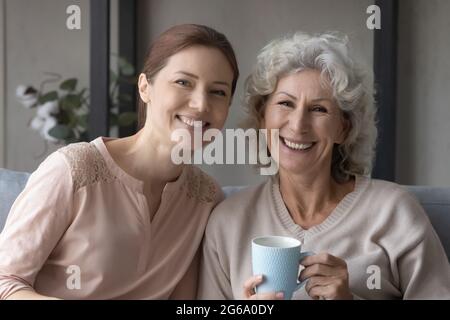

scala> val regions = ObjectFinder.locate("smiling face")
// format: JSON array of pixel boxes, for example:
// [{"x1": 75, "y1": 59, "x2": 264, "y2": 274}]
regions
[
  {"x1": 138, "y1": 45, "x2": 234, "y2": 148},
  {"x1": 262, "y1": 69, "x2": 349, "y2": 177}
]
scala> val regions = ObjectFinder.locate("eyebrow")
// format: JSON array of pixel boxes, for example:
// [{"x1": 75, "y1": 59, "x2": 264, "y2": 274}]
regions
[
  {"x1": 274, "y1": 92, "x2": 332, "y2": 103},
  {"x1": 311, "y1": 98, "x2": 333, "y2": 103},
  {"x1": 175, "y1": 71, "x2": 231, "y2": 88},
  {"x1": 274, "y1": 91, "x2": 297, "y2": 100}
]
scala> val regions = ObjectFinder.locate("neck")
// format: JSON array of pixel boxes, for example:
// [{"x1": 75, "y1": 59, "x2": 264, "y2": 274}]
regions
[
  {"x1": 108, "y1": 128, "x2": 183, "y2": 187},
  {"x1": 278, "y1": 168, "x2": 348, "y2": 227}
]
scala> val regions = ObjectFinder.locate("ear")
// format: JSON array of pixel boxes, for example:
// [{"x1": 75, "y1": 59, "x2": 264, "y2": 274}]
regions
[
  {"x1": 138, "y1": 73, "x2": 151, "y2": 104},
  {"x1": 336, "y1": 114, "x2": 351, "y2": 144}
]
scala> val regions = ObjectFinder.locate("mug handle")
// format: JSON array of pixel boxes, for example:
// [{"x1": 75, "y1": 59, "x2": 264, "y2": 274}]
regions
[{"x1": 296, "y1": 251, "x2": 316, "y2": 291}]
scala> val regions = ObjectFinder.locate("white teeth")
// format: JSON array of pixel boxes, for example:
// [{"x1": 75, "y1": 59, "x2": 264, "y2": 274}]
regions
[
  {"x1": 283, "y1": 138, "x2": 313, "y2": 150},
  {"x1": 179, "y1": 115, "x2": 206, "y2": 128}
]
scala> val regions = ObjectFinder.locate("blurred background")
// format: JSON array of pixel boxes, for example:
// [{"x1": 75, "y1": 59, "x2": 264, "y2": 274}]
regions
[{"x1": 0, "y1": 0, "x2": 449, "y2": 187}]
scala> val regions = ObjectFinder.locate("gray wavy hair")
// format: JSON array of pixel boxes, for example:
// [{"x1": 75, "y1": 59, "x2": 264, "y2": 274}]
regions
[{"x1": 243, "y1": 32, "x2": 377, "y2": 182}]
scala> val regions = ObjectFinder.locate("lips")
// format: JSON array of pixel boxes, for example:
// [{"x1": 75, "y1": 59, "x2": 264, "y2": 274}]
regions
[
  {"x1": 177, "y1": 115, "x2": 210, "y2": 128},
  {"x1": 280, "y1": 137, "x2": 316, "y2": 151}
]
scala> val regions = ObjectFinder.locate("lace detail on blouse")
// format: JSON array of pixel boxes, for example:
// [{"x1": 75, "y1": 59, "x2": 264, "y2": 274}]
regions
[
  {"x1": 182, "y1": 166, "x2": 217, "y2": 203},
  {"x1": 58, "y1": 142, "x2": 117, "y2": 191}
]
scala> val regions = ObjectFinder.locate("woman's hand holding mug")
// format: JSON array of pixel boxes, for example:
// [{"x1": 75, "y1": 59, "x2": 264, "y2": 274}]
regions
[
  {"x1": 299, "y1": 252, "x2": 352, "y2": 300},
  {"x1": 244, "y1": 236, "x2": 352, "y2": 300}
]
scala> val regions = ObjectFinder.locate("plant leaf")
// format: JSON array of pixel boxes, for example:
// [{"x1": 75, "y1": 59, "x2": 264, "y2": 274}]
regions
[
  {"x1": 118, "y1": 94, "x2": 133, "y2": 103},
  {"x1": 67, "y1": 112, "x2": 79, "y2": 128},
  {"x1": 64, "y1": 132, "x2": 80, "y2": 144},
  {"x1": 61, "y1": 94, "x2": 82, "y2": 110},
  {"x1": 110, "y1": 70, "x2": 118, "y2": 83},
  {"x1": 118, "y1": 57, "x2": 134, "y2": 76},
  {"x1": 78, "y1": 88, "x2": 87, "y2": 98},
  {"x1": 117, "y1": 75, "x2": 138, "y2": 85},
  {"x1": 60, "y1": 78, "x2": 78, "y2": 91},
  {"x1": 117, "y1": 112, "x2": 137, "y2": 127},
  {"x1": 78, "y1": 114, "x2": 88, "y2": 129},
  {"x1": 48, "y1": 124, "x2": 71, "y2": 139},
  {"x1": 38, "y1": 91, "x2": 58, "y2": 104},
  {"x1": 110, "y1": 113, "x2": 118, "y2": 127}
]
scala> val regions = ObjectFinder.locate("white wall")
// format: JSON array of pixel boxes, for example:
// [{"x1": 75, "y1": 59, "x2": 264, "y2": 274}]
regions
[
  {"x1": 3, "y1": 0, "x2": 90, "y2": 172},
  {"x1": 396, "y1": 0, "x2": 450, "y2": 186},
  {"x1": 137, "y1": 0, "x2": 374, "y2": 186},
  {"x1": 4, "y1": 0, "x2": 448, "y2": 187}
]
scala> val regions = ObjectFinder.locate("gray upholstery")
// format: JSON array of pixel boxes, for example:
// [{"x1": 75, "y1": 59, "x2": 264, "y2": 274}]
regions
[
  {"x1": 1, "y1": 169, "x2": 449, "y2": 260},
  {"x1": 404, "y1": 185, "x2": 450, "y2": 260},
  {"x1": 0, "y1": 169, "x2": 30, "y2": 232}
]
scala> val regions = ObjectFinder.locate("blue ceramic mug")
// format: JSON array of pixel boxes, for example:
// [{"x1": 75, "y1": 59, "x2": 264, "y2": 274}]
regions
[{"x1": 252, "y1": 235, "x2": 315, "y2": 300}]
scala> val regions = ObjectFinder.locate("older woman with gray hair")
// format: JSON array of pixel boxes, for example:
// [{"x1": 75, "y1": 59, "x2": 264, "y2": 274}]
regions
[{"x1": 198, "y1": 32, "x2": 450, "y2": 300}]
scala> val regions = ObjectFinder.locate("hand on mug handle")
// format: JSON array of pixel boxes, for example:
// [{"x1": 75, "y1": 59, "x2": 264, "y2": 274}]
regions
[
  {"x1": 242, "y1": 275, "x2": 285, "y2": 300},
  {"x1": 299, "y1": 252, "x2": 353, "y2": 300}
]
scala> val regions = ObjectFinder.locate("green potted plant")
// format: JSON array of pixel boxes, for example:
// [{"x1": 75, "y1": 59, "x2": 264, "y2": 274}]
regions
[{"x1": 16, "y1": 56, "x2": 137, "y2": 145}]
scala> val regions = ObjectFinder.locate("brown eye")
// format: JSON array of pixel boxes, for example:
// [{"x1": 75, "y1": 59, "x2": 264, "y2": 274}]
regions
[
  {"x1": 278, "y1": 101, "x2": 293, "y2": 108},
  {"x1": 175, "y1": 79, "x2": 190, "y2": 87},
  {"x1": 312, "y1": 105, "x2": 327, "y2": 113},
  {"x1": 211, "y1": 90, "x2": 227, "y2": 97}
]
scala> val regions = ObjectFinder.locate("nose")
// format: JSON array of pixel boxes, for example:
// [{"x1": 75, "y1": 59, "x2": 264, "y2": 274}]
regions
[
  {"x1": 289, "y1": 103, "x2": 310, "y2": 134},
  {"x1": 188, "y1": 89, "x2": 209, "y2": 113}
]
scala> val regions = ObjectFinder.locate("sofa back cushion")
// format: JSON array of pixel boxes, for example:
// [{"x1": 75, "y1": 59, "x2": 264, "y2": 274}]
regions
[
  {"x1": 1, "y1": 170, "x2": 449, "y2": 260},
  {"x1": 405, "y1": 186, "x2": 450, "y2": 261},
  {"x1": 0, "y1": 169, "x2": 30, "y2": 232}
]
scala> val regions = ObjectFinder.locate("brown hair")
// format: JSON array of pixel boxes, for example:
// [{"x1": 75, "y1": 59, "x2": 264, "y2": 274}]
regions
[{"x1": 137, "y1": 24, "x2": 239, "y2": 130}]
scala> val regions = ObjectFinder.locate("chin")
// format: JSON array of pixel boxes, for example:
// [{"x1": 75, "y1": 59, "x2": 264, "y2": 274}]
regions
[{"x1": 279, "y1": 161, "x2": 310, "y2": 175}]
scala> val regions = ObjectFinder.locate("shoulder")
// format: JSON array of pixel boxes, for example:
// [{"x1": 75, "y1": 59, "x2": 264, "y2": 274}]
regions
[
  {"x1": 25, "y1": 148, "x2": 72, "y2": 189},
  {"x1": 57, "y1": 142, "x2": 116, "y2": 191},
  {"x1": 365, "y1": 177, "x2": 421, "y2": 207},
  {"x1": 365, "y1": 177, "x2": 406, "y2": 195},
  {"x1": 362, "y1": 177, "x2": 429, "y2": 226},
  {"x1": 206, "y1": 180, "x2": 269, "y2": 229},
  {"x1": 355, "y1": 176, "x2": 412, "y2": 205},
  {"x1": 181, "y1": 165, "x2": 224, "y2": 205}
]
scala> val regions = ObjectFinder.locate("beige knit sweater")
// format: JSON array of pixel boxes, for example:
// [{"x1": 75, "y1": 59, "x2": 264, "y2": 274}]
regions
[{"x1": 198, "y1": 175, "x2": 450, "y2": 300}]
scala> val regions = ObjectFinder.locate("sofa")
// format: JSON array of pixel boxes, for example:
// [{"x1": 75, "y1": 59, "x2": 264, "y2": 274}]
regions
[{"x1": 1, "y1": 168, "x2": 450, "y2": 260}]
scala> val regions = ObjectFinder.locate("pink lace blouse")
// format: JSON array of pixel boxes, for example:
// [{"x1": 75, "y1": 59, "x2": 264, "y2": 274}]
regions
[{"x1": 0, "y1": 137, "x2": 223, "y2": 299}]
